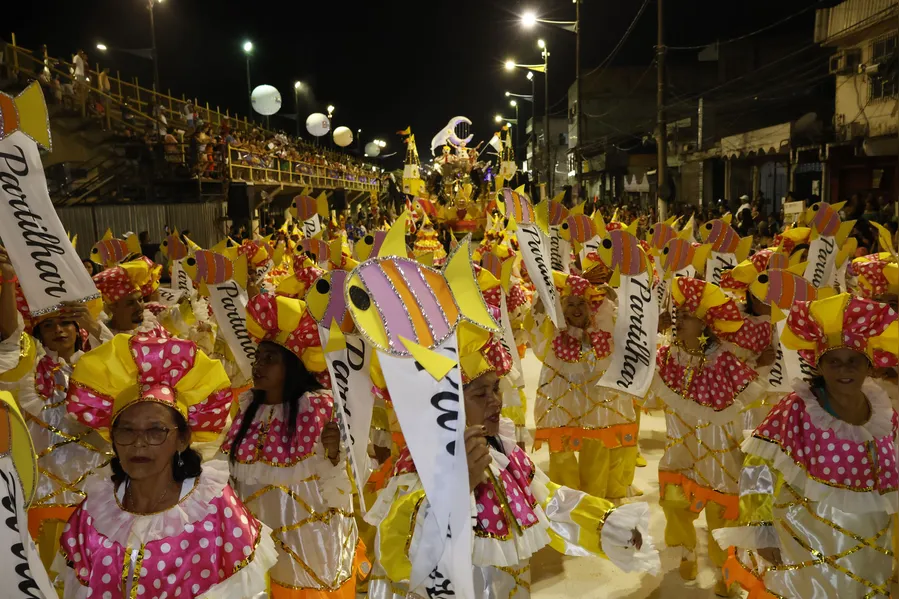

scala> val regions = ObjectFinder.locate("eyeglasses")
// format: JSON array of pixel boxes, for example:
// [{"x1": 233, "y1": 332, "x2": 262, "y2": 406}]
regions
[{"x1": 112, "y1": 426, "x2": 174, "y2": 446}]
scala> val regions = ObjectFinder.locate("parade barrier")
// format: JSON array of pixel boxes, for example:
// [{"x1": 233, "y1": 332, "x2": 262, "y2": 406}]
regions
[
  {"x1": 226, "y1": 145, "x2": 379, "y2": 191},
  {"x1": 56, "y1": 201, "x2": 226, "y2": 259}
]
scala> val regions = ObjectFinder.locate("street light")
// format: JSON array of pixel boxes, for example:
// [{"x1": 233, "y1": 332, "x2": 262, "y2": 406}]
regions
[
  {"x1": 96, "y1": 43, "x2": 108, "y2": 52},
  {"x1": 242, "y1": 41, "x2": 253, "y2": 119},
  {"x1": 519, "y1": 9, "x2": 577, "y2": 32},
  {"x1": 293, "y1": 81, "x2": 304, "y2": 137},
  {"x1": 504, "y1": 48, "x2": 551, "y2": 195},
  {"x1": 519, "y1": 4, "x2": 582, "y2": 198}
]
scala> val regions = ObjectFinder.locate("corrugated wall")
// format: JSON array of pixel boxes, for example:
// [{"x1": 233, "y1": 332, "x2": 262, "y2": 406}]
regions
[{"x1": 57, "y1": 202, "x2": 227, "y2": 258}]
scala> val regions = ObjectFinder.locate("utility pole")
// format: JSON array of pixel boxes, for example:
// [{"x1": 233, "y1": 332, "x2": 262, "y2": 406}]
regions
[
  {"x1": 656, "y1": 0, "x2": 668, "y2": 221},
  {"x1": 544, "y1": 49, "x2": 552, "y2": 198},
  {"x1": 148, "y1": 0, "x2": 161, "y2": 100},
  {"x1": 575, "y1": 0, "x2": 583, "y2": 202}
]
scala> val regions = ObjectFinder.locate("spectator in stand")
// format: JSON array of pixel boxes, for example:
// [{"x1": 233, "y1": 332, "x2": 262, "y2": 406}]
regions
[
  {"x1": 183, "y1": 101, "x2": 195, "y2": 129},
  {"x1": 150, "y1": 102, "x2": 168, "y2": 136},
  {"x1": 862, "y1": 196, "x2": 880, "y2": 223},
  {"x1": 163, "y1": 130, "x2": 180, "y2": 164}
]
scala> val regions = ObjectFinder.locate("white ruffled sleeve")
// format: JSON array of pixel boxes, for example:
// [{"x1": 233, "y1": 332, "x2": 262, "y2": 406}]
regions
[{"x1": 533, "y1": 467, "x2": 661, "y2": 574}]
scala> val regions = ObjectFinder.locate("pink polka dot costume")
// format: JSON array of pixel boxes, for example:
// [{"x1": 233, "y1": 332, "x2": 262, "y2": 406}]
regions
[
  {"x1": 532, "y1": 268, "x2": 639, "y2": 496},
  {"x1": 367, "y1": 419, "x2": 661, "y2": 599},
  {"x1": 716, "y1": 294, "x2": 899, "y2": 598},
  {"x1": 650, "y1": 277, "x2": 765, "y2": 575},
  {"x1": 231, "y1": 292, "x2": 362, "y2": 594},
  {"x1": 59, "y1": 335, "x2": 277, "y2": 598}
]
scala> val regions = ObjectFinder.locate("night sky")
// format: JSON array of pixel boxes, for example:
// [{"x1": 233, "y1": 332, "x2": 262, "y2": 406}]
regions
[{"x1": 8, "y1": 0, "x2": 828, "y2": 168}]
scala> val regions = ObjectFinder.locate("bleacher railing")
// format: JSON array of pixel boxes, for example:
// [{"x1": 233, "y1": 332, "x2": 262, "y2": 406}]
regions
[
  {"x1": 3, "y1": 33, "x2": 381, "y2": 193},
  {"x1": 226, "y1": 146, "x2": 379, "y2": 191}
]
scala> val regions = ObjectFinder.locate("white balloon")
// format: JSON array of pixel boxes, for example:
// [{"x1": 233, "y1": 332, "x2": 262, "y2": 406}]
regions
[
  {"x1": 306, "y1": 113, "x2": 331, "y2": 137},
  {"x1": 250, "y1": 85, "x2": 282, "y2": 116},
  {"x1": 364, "y1": 142, "x2": 381, "y2": 157},
  {"x1": 333, "y1": 126, "x2": 353, "y2": 148}
]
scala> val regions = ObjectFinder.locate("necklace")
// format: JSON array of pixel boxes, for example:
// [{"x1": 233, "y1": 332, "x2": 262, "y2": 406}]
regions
[{"x1": 125, "y1": 480, "x2": 173, "y2": 513}]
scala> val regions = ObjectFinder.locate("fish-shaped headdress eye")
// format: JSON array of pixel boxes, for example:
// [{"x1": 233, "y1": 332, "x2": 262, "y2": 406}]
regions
[
  {"x1": 649, "y1": 226, "x2": 655, "y2": 235},
  {"x1": 662, "y1": 246, "x2": 670, "y2": 255},
  {"x1": 757, "y1": 274, "x2": 769, "y2": 284},
  {"x1": 703, "y1": 222, "x2": 713, "y2": 230},
  {"x1": 185, "y1": 257, "x2": 196, "y2": 267},
  {"x1": 316, "y1": 278, "x2": 330, "y2": 294},
  {"x1": 561, "y1": 222, "x2": 569, "y2": 230},
  {"x1": 364, "y1": 235, "x2": 374, "y2": 245},
  {"x1": 349, "y1": 285, "x2": 371, "y2": 311},
  {"x1": 602, "y1": 238, "x2": 613, "y2": 249},
  {"x1": 90, "y1": 247, "x2": 100, "y2": 255}
]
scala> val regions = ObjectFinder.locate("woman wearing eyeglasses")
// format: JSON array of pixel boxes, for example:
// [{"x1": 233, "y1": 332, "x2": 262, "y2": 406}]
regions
[{"x1": 58, "y1": 335, "x2": 276, "y2": 598}]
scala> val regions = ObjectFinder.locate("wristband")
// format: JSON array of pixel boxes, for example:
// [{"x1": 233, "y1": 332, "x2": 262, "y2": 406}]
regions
[{"x1": 0, "y1": 275, "x2": 17, "y2": 285}]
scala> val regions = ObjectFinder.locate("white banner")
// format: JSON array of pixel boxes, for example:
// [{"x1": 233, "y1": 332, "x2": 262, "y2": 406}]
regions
[
  {"x1": 0, "y1": 136, "x2": 99, "y2": 315},
  {"x1": 705, "y1": 251, "x2": 737, "y2": 286},
  {"x1": 776, "y1": 320, "x2": 815, "y2": 384},
  {"x1": 499, "y1": 294, "x2": 524, "y2": 405},
  {"x1": 155, "y1": 287, "x2": 184, "y2": 306},
  {"x1": 0, "y1": 457, "x2": 57, "y2": 598},
  {"x1": 654, "y1": 276, "x2": 669, "y2": 311},
  {"x1": 517, "y1": 224, "x2": 564, "y2": 328},
  {"x1": 379, "y1": 334, "x2": 474, "y2": 599},
  {"x1": 320, "y1": 328, "x2": 375, "y2": 513},
  {"x1": 598, "y1": 271, "x2": 659, "y2": 398},
  {"x1": 803, "y1": 236, "x2": 837, "y2": 288},
  {"x1": 548, "y1": 225, "x2": 571, "y2": 273},
  {"x1": 302, "y1": 214, "x2": 322, "y2": 239},
  {"x1": 170, "y1": 259, "x2": 193, "y2": 296},
  {"x1": 766, "y1": 321, "x2": 792, "y2": 393},
  {"x1": 208, "y1": 280, "x2": 256, "y2": 380}
]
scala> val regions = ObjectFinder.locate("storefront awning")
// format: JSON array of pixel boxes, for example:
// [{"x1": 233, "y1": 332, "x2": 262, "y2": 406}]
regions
[
  {"x1": 624, "y1": 172, "x2": 650, "y2": 193},
  {"x1": 720, "y1": 122, "x2": 792, "y2": 159}
]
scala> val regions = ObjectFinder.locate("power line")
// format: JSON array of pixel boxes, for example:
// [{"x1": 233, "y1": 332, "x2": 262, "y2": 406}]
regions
[
  {"x1": 581, "y1": 0, "x2": 652, "y2": 80},
  {"x1": 667, "y1": 1, "x2": 827, "y2": 51}
]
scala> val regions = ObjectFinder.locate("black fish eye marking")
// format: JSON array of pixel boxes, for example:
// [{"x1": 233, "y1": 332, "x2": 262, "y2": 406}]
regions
[
  {"x1": 704, "y1": 223, "x2": 713, "y2": 229},
  {"x1": 316, "y1": 278, "x2": 330, "y2": 294},
  {"x1": 364, "y1": 235, "x2": 374, "y2": 244},
  {"x1": 186, "y1": 257, "x2": 196, "y2": 267},
  {"x1": 602, "y1": 239, "x2": 613, "y2": 249},
  {"x1": 758, "y1": 274, "x2": 769, "y2": 284},
  {"x1": 561, "y1": 223, "x2": 569, "y2": 230},
  {"x1": 349, "y1": 286, "x2": 371, "y2": 310},
  {"x1": 662, "y1": 247, "x2": 669, "y2": 255}
]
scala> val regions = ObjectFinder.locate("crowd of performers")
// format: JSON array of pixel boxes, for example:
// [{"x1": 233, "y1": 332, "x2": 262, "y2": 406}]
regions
[{"x1": 0, "y1": 191, "x2": 896, "y2": 599}]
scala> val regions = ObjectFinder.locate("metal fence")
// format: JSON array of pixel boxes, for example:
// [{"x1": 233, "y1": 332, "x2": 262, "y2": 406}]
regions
[{"x1": 57, "y1": 202, "x2": 227, "y2": 259}]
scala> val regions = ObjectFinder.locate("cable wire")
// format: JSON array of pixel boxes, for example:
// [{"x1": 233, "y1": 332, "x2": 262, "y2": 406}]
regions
[{"x1": 667, "y1": 1, "x2": 826, "y2": 51}]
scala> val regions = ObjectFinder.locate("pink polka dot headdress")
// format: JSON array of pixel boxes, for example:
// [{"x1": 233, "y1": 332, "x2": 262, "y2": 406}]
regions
[
  {"x1": 67, "y1": 335, "x2": 233, "y2": 441},
  {"x1": 781, "y1": 293, "x2": 898, "y2": 368},
  {"x1": 246, "y1": 292, "x2": 326, "y2": 373},
  {"x1": 671, "y1": 277, "x2": 745, "y2": 334},
  {"x1": 852, "y1": 255, "x2": 898, "y2": 300},
  {"x1": 276, "y1": 255, "x2": 325, "y2": 299},
  {"x1": 92, "y1": 259, "x2": 156, "y2": 303},
  {"x1": 458, "y1": 322, "x2": 513, "y2": 384}
]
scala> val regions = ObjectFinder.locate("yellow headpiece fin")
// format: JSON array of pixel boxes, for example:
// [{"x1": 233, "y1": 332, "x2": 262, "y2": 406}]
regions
[
  {"x1": 324, "y1": 319, "x2": 347, "y2": 353},
  {"x1": 378, "y1": 211, "x2": 410, "y2": 258},
  {"x1": 400, "y1": 337, "x2": 457, "y2": 381}
]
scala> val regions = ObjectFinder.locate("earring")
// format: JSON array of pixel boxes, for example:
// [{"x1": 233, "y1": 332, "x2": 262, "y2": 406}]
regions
[{"x1": 177, "y1": 452, "x2": 184, "y2": 468}]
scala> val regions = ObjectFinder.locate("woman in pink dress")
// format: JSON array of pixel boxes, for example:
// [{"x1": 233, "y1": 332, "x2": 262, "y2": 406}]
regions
[{"x1": 58, "y1": 335, "x2": 277, "y2": 598}]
